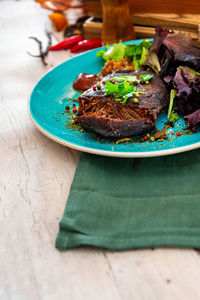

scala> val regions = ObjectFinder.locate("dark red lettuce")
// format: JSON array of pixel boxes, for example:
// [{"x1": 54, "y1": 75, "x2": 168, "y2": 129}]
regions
[
  {"x1": 175, "y1": 67, "x2": 200, "y2": 122},
  {"x1": 149, "y1": 28, "x2": 170, "y2": 53},
  {"x1": 143, "y1": 28, "x2": 200, "y2": 131},
  {"x1": 143, "y1": 29, "x2": 200, "y2": 75},
  {"x1": 143, "y1": 28, "x2": 171, "y2": 73},
  {"x1": 174, "y1": 66, "x2": 200, "y2": 97},
  {"x1": 163, "y1": 34, "x2": 200, "y2": 71},
  {"x1": 184, "y1": 109, "x2": 200, "y2": 131}
]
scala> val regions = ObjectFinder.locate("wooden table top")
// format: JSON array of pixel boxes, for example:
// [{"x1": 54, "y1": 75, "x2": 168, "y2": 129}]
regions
[{"x1": 1, "y1": 1, "x2": 200, "y2": 299}]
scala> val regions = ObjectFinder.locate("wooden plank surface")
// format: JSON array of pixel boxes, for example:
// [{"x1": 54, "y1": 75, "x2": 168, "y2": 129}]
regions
[
  {"x1": 87, "y1": 0, "x2": 200, "y2": 14},
  {"x1": 1, "y1": 1, "x2": 200, "y2": 300},
  {"x1": 133, "y1": 13, "x2": 200, "y2": 31},
  {"x1": 83, "y1": 17, "x2": 199, "y2": 40}
]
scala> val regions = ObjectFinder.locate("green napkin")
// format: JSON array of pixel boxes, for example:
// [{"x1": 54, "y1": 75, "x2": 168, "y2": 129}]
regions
[{"x1": 56, "y1": 149, "x2": 200, "y2": 250}]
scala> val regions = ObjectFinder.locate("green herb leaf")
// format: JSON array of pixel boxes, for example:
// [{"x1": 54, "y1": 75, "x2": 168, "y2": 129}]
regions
[
  {"x1": 140, "y1": 74, "x2": 153, "y2": 82},
  {"x1": 105, "y1": 81, "x2": 139, "y2": 104},
  {"x1": 104, "y1": 81, "x2": 119, "y2": 95},
  {"x1": 111, "y1": 76, "x2": 126, "y2": 82},
  {"x1": 122, "y1": 90, "x2": 137, "y2": 103},
  {"x1": 111, "y1": 75, "x2": 140, "y2": 83},
  {"x1": 124, "y1": 75, "x2": 140, "y2": 83},
  {"x1": 167, "y1": 89, "x2": 177, "y2": 119}
]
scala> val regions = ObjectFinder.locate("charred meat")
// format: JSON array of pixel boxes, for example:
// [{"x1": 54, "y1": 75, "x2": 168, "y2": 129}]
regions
[{"x1": 77, "y1": 70, "x2": 169, "y2": 137}]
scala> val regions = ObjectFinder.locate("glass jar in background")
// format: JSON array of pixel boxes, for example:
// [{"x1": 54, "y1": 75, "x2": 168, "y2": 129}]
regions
[{"x1": 101, "y1": 0, "x2": 135, "y2": 44}]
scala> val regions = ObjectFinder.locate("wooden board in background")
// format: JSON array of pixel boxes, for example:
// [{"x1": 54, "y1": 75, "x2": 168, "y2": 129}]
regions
[
  {"x1": 86, "y1": 0, "x2": 200, "y2": 15},
  {"x1": 133, "y1": 14, "x2": 200, "y2": 32},
  {"x1": 83, "y1": 16, "x2": 200, "y2": 40}
]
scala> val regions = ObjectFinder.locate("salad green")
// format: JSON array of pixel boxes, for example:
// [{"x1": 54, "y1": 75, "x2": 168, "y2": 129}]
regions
[{"x1": 96, "y1": 40, "x2": 152, "y2": 70}]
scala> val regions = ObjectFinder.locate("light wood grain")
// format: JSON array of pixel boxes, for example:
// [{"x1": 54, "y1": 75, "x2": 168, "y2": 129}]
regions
[
  {"x1": 1, "y1": 1, "x2": 200, "y2": 300},
  {"x1": 83, "y1": 17, "x2": 199, "y2": 40},
  {"x1": 133, "y1": 13, "x2": 200, "y2": 31}
]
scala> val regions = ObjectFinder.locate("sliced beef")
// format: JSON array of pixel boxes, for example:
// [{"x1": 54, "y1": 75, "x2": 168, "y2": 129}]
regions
[{"x1": 77, "y1": 70, "x2": 168, "y2": 137}]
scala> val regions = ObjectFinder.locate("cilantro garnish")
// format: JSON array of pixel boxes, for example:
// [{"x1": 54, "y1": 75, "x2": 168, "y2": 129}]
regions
[
  {"x1": 105, "y1": 81, "x2": 144, "y2": 104},
  {"x1": 140, "y1": 74, "x2": 153, "y2": 82},
  {"x1": 111, "y1": 75, "x2": 140, "y2": 83},
  {"x1": 104, "y1": 73, "x2": 154, "y2": 104},
  {"x1": 111, "y1": 74, "x2": 153, "y2": 84}
]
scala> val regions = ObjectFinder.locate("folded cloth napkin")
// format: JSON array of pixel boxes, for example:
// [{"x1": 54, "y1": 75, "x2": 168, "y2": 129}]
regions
[{"x1": 56, "y1": 149, "x2": 200, "y2": 250}]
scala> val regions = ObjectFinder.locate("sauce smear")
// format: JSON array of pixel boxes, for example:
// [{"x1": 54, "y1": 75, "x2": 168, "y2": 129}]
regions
[{"x1": 73, "y1": 73, "x2": 99, "y2": 91}]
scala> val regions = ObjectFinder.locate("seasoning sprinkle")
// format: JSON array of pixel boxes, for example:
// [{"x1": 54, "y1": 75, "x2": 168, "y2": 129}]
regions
[
  {"x1": 132, "y1": 97, "x2": 138, "y2": 103},
  {"x1": 97, "y1": 83, "x2": 101, "y2": 89}
]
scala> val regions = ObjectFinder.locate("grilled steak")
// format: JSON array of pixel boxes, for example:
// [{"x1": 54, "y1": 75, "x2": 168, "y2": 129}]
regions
[{"x1": 77, "y1": 70, "x2": 168, "y2": 137}]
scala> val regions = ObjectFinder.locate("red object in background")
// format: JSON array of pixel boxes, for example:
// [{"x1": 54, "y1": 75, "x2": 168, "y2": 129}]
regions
[
  {"x1": 70, "y1": 39, "x2": 102, "y2": 52},
  {"x1": 35, "y1": 0, "x2": 85, "y2": 12},
  {"x1": 50, "y1": 35, "x2": 83, "y2": 50}
]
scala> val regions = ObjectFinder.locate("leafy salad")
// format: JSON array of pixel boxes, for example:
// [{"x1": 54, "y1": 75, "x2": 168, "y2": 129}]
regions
[
  {"x1": 96, "y1": 39, "x2": 152, "y2": 71},
  {"x1": 96, "y1": 28, "x2": 200, "y2": 130}
]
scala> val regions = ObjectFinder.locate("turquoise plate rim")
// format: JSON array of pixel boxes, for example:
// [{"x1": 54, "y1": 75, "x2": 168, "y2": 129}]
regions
[{"x1": 28, "y1": 41, "x2": 200, "y2": 158}]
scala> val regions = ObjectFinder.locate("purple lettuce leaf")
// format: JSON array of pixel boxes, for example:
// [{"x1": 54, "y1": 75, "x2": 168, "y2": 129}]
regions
[
  {"x1": 150, "y1": 28, "x2": 170, "y2": 54},
  {"x1": 177, "y1": 93, "x2": 200, "y2": 116},
  {"x1": 143, "y1": 29, "x2": 200, "y2": 75},
  {"x1": 142, "y1": 28, "x2": 171, "y2": 73},
  {"x1": 174, "y1": 66, "x2": 200, "y2": 97},
  {"x1": 143, "y1": 28, "x2": 200, "y2": 131},
  {"x1": 181, "y1": 66, "x2": 200, "y2": 92},
  {"x1": 184, "y1": 109, "x2": 200, "y2": 131},
  {"x1": 163, "y1": 75, "x2": 174, "y2": 84},
  {"x1": 174, "y1": 67, "x2": 191, "y2": 97},
  {"x1": 163, "y1": 34, "x2": 200, "y2": 71}
]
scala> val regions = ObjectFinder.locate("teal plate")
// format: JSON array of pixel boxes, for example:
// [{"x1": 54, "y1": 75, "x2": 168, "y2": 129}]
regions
[{"x1": 29, "y1": 39, "x2": 200, "y2": 157}]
